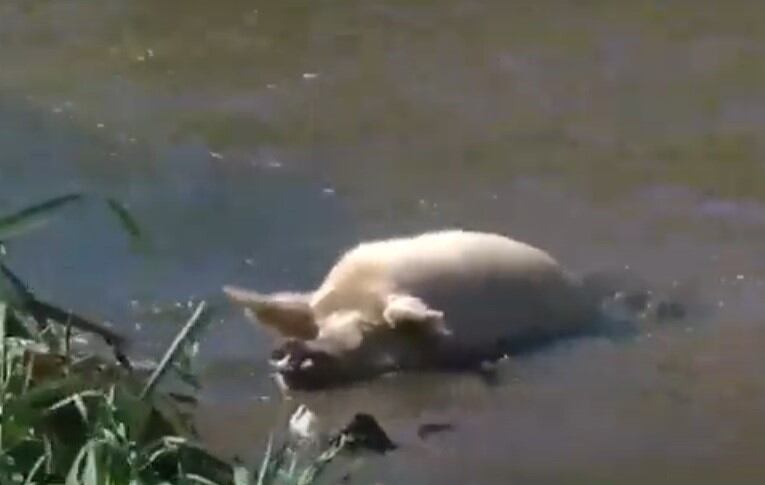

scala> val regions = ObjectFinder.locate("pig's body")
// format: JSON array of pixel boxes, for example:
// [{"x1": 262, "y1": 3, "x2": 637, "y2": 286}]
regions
[
  {"x1": 225, "y1": 230, "x2": 598, "y2": 389},
  {"x1": 311, "y1": 231, "x2": 592, "y2": 350}
]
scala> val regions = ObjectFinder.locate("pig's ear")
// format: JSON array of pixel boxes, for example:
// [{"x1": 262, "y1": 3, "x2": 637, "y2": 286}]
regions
[
  {"x1": 382, "y1": 294, "x2": 451, "y2": 336},
  {"x1": 223, "y1": 285, "x2": 318, "y2": 339}
]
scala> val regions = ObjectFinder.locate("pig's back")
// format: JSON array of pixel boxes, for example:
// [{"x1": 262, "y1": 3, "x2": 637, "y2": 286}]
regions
[
  {"x1": 386, "y1": 231, "x2": 592, "y2": 344},
  {"x1": 314, "y1": 231, "x2": 594, "y2": 347}
]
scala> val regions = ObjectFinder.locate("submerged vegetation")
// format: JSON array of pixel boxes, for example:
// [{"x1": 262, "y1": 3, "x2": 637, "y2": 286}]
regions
[{"x1": 0, "y1": 195, "x2": 370, "y2": 484}]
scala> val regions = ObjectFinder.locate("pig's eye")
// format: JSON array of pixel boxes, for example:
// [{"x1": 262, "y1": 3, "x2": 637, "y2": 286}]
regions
[
  {"x1": 269, "y1": 338, "x2": 338, "y2": 375},
  {"x1": 270, "y1": 347, "x2": 287, "y2": 361},
  {"x1": 272, "y1": 339, "x2": 304, "y2": 359},
  {"x1": 270, "y1": 345, "x2": 295, "y2": 364},
  {"x1": 270, "y1": 340, "x2": 304, "y2": 367}
]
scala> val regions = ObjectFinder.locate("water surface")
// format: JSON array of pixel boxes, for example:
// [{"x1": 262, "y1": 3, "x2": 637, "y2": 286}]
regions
[{"x1": 2, "y1": 1, "x2": 765, "y2": 483}]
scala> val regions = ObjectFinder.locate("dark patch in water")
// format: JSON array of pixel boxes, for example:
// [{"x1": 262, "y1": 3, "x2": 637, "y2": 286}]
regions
[
  {"x1": 332, "y1": 413, "x2": 397, "y2": 454},
  {"x1": 417, "y1": 422, "x2": 455, "y2": 440}
]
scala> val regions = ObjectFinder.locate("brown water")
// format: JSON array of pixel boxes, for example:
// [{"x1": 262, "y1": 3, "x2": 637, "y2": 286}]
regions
[{"x1": 2, "y1": 1, "x2": 765, "y2": 483}]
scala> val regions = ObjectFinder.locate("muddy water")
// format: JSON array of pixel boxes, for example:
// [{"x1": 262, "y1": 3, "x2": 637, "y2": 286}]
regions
[{"x1": 3, "y1": 1, "x2": 765, "y2": 483}]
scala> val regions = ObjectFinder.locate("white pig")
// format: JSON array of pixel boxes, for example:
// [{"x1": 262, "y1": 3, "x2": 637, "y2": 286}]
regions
[{"x1": 224, "y1": 230, "x2": 598, "y2": 390}]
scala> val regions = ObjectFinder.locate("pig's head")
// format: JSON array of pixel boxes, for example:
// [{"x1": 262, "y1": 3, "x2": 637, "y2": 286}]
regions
[
  {"x1": 267, "y1": 316, "x2": 386, "y2": 390},
  {"x1": 223, "y1": 285, "x2": 452, "y2": 390}
]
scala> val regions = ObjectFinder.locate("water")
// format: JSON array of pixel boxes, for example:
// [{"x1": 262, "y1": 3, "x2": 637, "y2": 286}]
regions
[{"x1": 2, "y1": 1, "x2": 765, "y2": 483}]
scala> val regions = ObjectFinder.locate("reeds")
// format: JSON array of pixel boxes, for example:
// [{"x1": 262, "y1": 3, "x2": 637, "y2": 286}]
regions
[{"x1": 0, "y1": 195, "x2": 350, "y2": 484}]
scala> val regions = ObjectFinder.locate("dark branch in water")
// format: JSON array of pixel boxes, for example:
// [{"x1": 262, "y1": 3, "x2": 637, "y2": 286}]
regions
[
  {"x1": 27, "y1": 299, "x2": 132, "y2": 370},
  {"x1": 417, "y1": 422, "x2": 455, "y2": 440},
  {"x1": 0, "y1": 193, "x2": 83, "y2": 241},
  {"x1": 0, "y1": 262, "x2": 131, "y2": 369},
  {"x1": 26, "y1": 300, "x2": 126, "y2": 348}
]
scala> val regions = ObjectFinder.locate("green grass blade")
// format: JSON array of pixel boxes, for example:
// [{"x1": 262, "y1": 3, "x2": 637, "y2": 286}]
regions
[
  {"x1": 140, "y1": 302, "x2": 208, "y2": 399},
  {"x1": 184, "y1": 473, "x2": 221, "y2": 485},
  {"x1": 0, "y1": 193, "x2": 83, "y2": 241},
  {"x1": 73, "y1": 394, "x2": 90, "y2": 426},
  {"x1": 255, "y1": 435, "x2": 273, "y2": 485},
  {"x1": 0, "y1": 302, "x2": 6, "y2": 451},
  {"x1": 83, "y1": 443, "x2": 99, "y2": 485},
  {"x1": 22, "y1": 453, "x2": 47, "y2": 485},
  {"x1": 296, "y1": 435, "x2": 348, "y2": 485},
  {"x1": 67, "y1": 440, "x2": 95, "y2": 485},
  {"x1": 43, "y1": 435, "x2": 53, "y2": 475},
  {"x1": 46, "y1": 390, "x2": 103, "y2": 415}
]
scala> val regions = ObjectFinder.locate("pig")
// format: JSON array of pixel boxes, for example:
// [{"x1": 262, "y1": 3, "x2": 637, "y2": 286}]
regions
[{"x1": 223, "y1": 230, "x2": 599, "y2": 390}]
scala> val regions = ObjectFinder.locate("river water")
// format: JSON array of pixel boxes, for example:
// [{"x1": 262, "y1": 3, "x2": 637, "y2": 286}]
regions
[{"x1": 2, "y1": 1, "x2": 765, "y2": 483}]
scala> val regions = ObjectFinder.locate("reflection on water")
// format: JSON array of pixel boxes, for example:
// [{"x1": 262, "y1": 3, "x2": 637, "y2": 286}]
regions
[{"x1": 2, "y1": 1, "x2": 765, "y2": 483}]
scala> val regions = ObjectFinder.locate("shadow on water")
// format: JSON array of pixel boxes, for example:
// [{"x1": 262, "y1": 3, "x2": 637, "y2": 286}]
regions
[{"x1": 4, "y1": 0, "x2": 765, "y2": 483}]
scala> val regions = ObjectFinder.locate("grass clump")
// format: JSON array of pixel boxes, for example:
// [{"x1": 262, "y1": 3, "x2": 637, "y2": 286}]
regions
[{"x1": 0, "y1": 194, "x2": 353, "y2": 484}]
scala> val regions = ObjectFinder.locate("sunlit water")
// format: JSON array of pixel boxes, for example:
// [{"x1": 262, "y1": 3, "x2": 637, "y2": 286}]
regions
[{"x1": 2, "y1": 1, "x2": 765, "y2": 483}]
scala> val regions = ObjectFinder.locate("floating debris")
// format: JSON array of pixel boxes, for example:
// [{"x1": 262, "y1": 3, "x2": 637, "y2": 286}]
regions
[
  {"x1": 289, "y1": 404, "x2": 320, "y2": 441},
  {"x1": 417, "y1": 422, "x2": 455, "y2": 440},
  {"x1": 331, "y1": 413, "x2": 396, "y2": 454},
  {"x1": 655, "y1": 300, "x2": 686, "y2": 321}
]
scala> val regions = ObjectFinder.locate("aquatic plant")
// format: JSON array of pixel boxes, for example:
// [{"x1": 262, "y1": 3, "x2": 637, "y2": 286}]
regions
[{"x1": 0, "y1": 195, "x2": 357, "y2": 484}]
